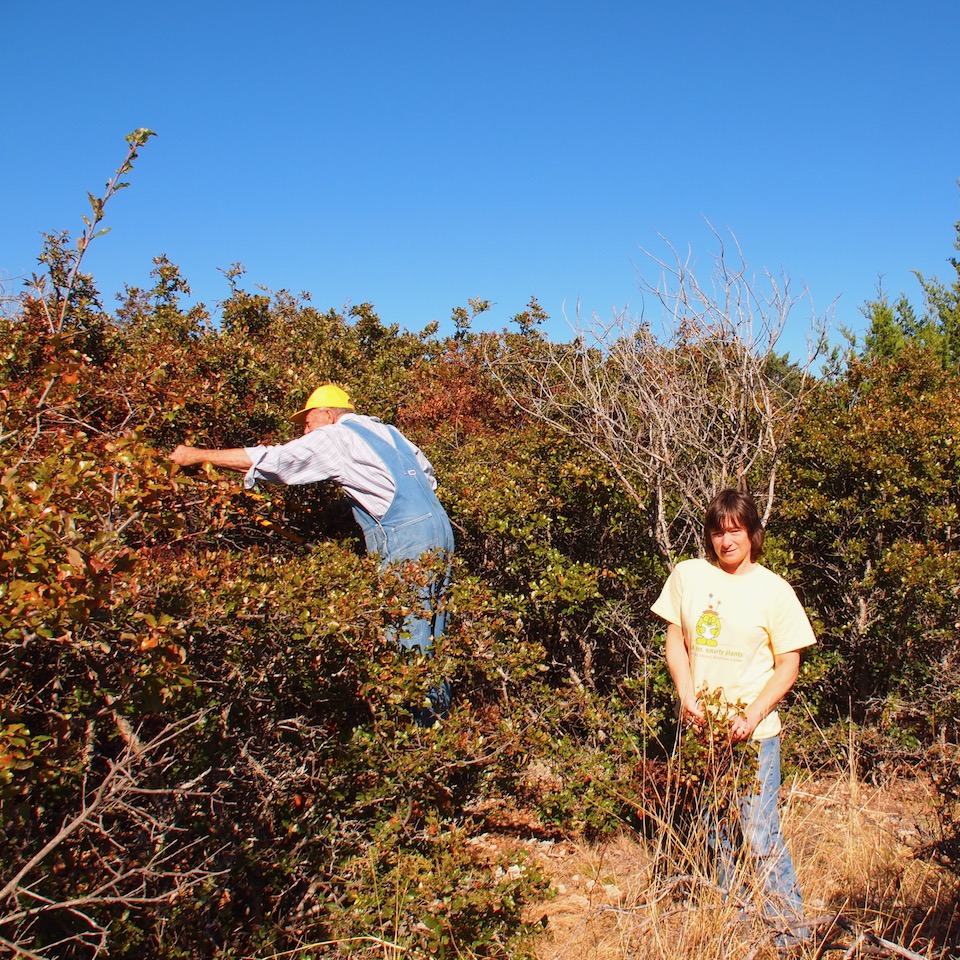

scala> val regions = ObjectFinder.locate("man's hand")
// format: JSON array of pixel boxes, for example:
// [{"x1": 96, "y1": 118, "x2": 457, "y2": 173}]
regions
[{"x1": 170, "y1": 444, "x2": 203, "y2": 467}]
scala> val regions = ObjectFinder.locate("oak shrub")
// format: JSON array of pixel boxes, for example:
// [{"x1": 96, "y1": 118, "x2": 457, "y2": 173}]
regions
[
  {"x1": 1, "y1": 267, "x2": 668, "y2": 958},
  {"x1": 4, "y1": 164, "x2": 960, "y2": 954}
]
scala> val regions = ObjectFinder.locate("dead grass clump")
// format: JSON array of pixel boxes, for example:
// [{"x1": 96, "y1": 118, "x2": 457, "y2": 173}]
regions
[
  {"x1": 791, "y1": 775, "x2": 959, "y2": 957},
  {"x1": 521, "y1": 775, "x2": 959, "y2": 960}
]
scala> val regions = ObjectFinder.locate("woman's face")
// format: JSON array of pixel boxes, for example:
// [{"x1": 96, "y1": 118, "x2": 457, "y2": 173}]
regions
[{"x1": 711, "y1": 521, "x2": 753, "y2": 574}]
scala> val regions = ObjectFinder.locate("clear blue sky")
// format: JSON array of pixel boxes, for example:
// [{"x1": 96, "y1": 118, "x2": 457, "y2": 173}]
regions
[{"x1": 3, "y1": 0, "x2": 959, "y2": 361}]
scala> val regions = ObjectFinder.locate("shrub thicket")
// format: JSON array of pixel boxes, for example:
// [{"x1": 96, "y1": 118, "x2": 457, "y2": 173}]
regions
[
  {"x1": 775, "y1": 347, "x2": 960, "y2": 758},
  {"x1": 2, "y1": 133, "x2": 958, "y2": 957}
]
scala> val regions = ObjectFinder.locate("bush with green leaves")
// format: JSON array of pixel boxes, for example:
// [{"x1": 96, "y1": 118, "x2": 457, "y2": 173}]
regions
[
  {"x1": 775, "y1": 346, "x2": 960, "y2": 755},
  {"x1": 0, "y1": 134, "x2": 671, "y2": 959},
  {"x1": 0, "y1": 135, "x2": 561, "y2": 959},
  {"x1": 9, "y1": 129, "x2": 960, "y2": 959}
]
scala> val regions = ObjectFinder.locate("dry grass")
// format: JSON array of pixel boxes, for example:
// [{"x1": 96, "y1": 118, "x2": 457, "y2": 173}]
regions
[{"x1": 509, "y1": 774, "x2": 960, "y2": 960}]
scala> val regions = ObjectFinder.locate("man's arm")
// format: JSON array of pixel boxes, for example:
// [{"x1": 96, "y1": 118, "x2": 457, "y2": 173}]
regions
[{"x1": 169, "y1": 445, "x2": 253, "y2": 473}]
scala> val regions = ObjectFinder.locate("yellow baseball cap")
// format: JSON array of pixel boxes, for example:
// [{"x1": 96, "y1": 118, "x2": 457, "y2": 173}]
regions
[{"x1": 290, "y1": 384, "x2": 355, "y2": 425}]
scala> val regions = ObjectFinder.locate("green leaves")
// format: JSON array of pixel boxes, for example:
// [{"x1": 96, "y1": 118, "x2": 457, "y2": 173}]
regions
[
  {"x1": 6, "y1": 126, "x2": 960, "y2": 956},
  {"x1": 778, "y1": 348, "x2": 960, "y2": 744},
  {"x1": 124, "y1": 126, "x2": 156, "y2": 148}
]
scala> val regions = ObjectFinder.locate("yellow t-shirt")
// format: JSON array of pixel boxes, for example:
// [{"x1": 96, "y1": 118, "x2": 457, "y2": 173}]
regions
[{"x1": 651, "y1": 558, "x2": 816, "y2": 740}]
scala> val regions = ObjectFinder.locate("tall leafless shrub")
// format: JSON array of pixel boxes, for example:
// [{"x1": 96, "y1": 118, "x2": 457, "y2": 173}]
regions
[{"x1": 489, "y1": 225, "x2": 828, "y2": 566}]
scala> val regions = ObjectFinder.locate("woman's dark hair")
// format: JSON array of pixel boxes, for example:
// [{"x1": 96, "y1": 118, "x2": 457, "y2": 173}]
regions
[{"x1": 703, "y1": 489, "x2": 765, "y2": 563}]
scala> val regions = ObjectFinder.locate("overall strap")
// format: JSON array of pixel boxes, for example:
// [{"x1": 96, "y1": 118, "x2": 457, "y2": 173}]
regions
[{"x1": 339, "y1": 420, "x2": 442, "y2": 523}]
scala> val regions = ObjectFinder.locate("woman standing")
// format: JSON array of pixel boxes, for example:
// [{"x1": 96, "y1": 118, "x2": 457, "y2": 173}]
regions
[{"x1": 651, "y1": 489, "x2": 816, "y2": 949}]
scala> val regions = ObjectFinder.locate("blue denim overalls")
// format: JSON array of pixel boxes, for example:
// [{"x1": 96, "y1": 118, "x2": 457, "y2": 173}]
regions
[{"x1": 340, "y1": 420, "x2": 455, "y2": 656}]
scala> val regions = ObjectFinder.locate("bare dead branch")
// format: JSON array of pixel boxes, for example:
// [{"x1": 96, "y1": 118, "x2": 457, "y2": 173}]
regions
[
  {"x1": 0, "y1": 712, "x2": 228, "y2": 959},
  {"x1": 488, "y1": 226, "x2": 830, "y2": 567}
]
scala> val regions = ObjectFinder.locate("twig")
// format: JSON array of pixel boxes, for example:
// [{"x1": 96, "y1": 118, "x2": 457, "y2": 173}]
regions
[{"x1": 834, "y1": 918, "x2": 932, "y2": 960}]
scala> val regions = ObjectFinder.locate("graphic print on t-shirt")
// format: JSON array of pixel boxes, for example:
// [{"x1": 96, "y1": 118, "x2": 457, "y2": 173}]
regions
[{"x1": 695, "y1": 594, "x2": 721, "y2": 647}]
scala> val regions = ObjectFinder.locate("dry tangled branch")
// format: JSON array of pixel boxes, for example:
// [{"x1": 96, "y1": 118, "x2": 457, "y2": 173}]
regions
[
  {"x1": 0, "y1": 712, "x2": 228, "y2": 959},
  {"x1": 488, "y1": 224, "x2": 829, "y2": 564}
]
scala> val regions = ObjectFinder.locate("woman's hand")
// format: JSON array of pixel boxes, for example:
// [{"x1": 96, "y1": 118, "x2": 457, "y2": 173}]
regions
[
  {"x1": 728, "y1": 711, "x2": 759, "y2": 742},
  {"x1": 681, "y1": 694, "x2": 706, "y2": 727}
]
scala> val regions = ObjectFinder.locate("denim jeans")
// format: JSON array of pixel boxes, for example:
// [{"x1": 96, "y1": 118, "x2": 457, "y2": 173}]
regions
[
  {"x1": 706, "y1": 735, "x2": 807, "y2": 948},
  {"x1": 362, "y1": 514, "x2": 454, "y2": 653},
  {"x1": 409, "y1": 678, "x2": 453, "y2": 728}
]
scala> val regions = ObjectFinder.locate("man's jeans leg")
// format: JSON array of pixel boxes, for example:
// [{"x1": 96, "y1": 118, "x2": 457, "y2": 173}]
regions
[
  {"x1": 396, "y1": 567, "x2": 449, "y2": 656},
  {"x1": 379, "y1": 509, "x2": 454, "y2": 658}
]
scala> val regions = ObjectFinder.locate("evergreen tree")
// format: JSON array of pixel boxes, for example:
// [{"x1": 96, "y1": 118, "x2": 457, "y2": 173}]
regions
[{"x1": 860, "y1": 198, "x2": 960, "y2": 366}]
